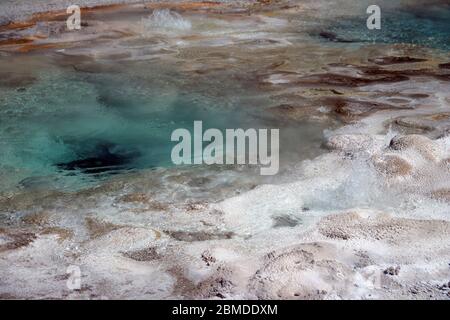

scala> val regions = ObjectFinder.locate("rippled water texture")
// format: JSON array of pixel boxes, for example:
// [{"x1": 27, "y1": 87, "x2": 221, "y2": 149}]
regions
[
  {"x1": 324, "y1": 3, "x2": 450, "y2": 50},
  {"x1": 0, "y1": 1, "x2": 449, "y2": 194},
  {"x1": 0, "y1": 55, "x2": 329, "y2": 192}
]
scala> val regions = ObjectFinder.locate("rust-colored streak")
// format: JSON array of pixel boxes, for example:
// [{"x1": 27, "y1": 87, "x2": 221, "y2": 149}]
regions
[
  {"x1": 16, "y1": 42, "x2": 65, "y2": 53},
  {"x1": 0, "y1": 1, "x2": 223, "y2": 33},
  {"x1": 0, "y1": 37, "x2": 33, "y2": 46},
  {"x1": 0, "y1": 21, "x2": 35, "y2": 32},
  {"x1": 0, "y1": 1, "x2": 228, "y2": 53},
  {"x1": 0, "y1": 3, "x2": 131, "y2": 32},
  {"x1": 82, "y1": 3, "x2": 130, "y2": 13}
]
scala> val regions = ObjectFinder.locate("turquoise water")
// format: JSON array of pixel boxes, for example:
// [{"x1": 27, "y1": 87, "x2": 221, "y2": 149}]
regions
[
  {"x1": 4, "y1": 2, "x2": 446, "y2": 194},
  {"x1": 321, "y1": 3, "x2": 450, "y2": 50},
  {"x1": 0, "y1": 55, "x2": 325, "y2": 192},
  {"x1": 0, "y1": 58, "x2": 243, "y2": 190}
]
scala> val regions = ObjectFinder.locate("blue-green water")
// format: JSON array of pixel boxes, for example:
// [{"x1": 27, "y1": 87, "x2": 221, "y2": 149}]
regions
[
  {"x1": 322, "y1": 4, "x2": 450, "y2": 50},
  {"x1": 2, "y1": 2, "x2": 448, "y2": 194},
  {"x1": 0, "y1": 55, "x2": 325, "y2": 192},
  {"x1": 0, "y1": 59, "x2": 237, "y2": 189}
]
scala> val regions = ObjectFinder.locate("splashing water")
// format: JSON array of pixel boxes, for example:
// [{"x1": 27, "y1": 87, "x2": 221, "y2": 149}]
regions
[{"x1": 141, "y1": 9, "x2": 192, "y2": 34}]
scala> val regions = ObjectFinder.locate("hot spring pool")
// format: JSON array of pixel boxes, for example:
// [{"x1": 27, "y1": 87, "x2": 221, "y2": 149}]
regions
[{"x1": 0, "y1": 53, "x2": 327, "y2": 193}]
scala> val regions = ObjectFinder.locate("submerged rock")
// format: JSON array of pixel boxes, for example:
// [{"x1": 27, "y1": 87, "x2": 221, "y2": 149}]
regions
[
  {"x1": 165, "y1": 230, "x2": 234, "y2": 242},
  {"x1": 318, "y1": 31, "x2": 353, "y2": 43},
  {"x1": 369, "y1": 56, "x2": 427, "y2": 65},
  {"x1": 297, "y1": 73, "x2": 409, "y2": 88},
  {"x1": 326, "y1": 97, "x2": 410, "y2": 122}
]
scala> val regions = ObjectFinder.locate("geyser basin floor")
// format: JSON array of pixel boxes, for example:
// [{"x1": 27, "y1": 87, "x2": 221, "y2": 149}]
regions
[{"x1": 0, "y1": 0, "x2": 449, "y2": 299}]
